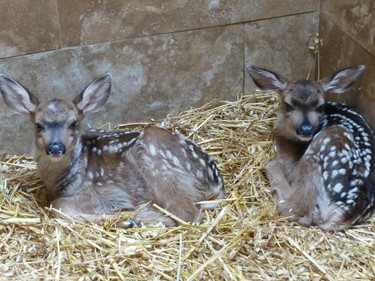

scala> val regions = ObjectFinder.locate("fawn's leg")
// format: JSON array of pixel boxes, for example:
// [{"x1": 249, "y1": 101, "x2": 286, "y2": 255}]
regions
[
  {"x1": 132, "y1": 204, "x2": 178, "y2": 226},
  {"x1": 51, "y1": 194, "x2": 138, "y2": 228},
  {"x1": 276, "y1": 155, "x2": 322, "y2": 225},
  {"x1": 318, "y1": 205, "x2": 348, "y2": 231},
  {"x1": 51, "y1": 196, "x2": 113, "y2": 222},
  {"x1": 265, "y1": 159, "x2": 294, "y2": 203}
]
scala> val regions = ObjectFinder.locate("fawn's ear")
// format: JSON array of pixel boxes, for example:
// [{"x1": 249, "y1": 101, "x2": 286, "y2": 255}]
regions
[
  {"x1": 73, "y1": 73, "x2": 112, "y2": 114},
  {"x1": 0, "y1": 74, "x2": 39, "y2": 115},
  {"x1": 246, "y1": 65, "x2": 287, "y2": 91},
  {"x1": 319, "y1": 65, "x2": 365, "y2": 94}
]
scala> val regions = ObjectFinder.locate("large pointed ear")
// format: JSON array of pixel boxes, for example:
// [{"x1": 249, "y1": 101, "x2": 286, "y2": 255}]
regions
[
  {"x1": 73, "y1": 73, "x2": 112, "y2": 114},
  {"x1": 0, "y1": 74, "x2": 39, "y2": 115},
  {"x1": 319, "y1": 65, "x2": 365, "y2": 94},
  {"x1": 246, "y1": 65, "x2": 287, "y2": 91}
]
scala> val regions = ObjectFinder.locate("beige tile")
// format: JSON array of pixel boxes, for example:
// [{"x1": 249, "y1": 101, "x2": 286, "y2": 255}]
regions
[
  {"x1": 319, "y1": 15, "x2": 375, "y2": 129},
  {"x1": 0, "y1": 25, "x2": 243, "y2": 154},
  {"x1": 244, "y1": 12, "x2": 319, "y2": 93},
  {"x1": 321, "y1": 0, "x2": 375, "y2": 56},
  {"x1": 58, "y1": 0, "x2": 318, "y2": 46},
  {"x1": 0, "y1": 0, "x2": 60, "y2": 58}
]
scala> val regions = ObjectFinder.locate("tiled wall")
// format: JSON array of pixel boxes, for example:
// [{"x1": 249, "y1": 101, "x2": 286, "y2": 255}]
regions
[
  {"x1": 1, "y1": 1, "x2": 320, "y2": 154},
  {"x1": 319, "y1": 0, "x2": 375, "y2": 127}
]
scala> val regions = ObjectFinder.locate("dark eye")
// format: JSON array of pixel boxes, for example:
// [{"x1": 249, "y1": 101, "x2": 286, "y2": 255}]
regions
[
  {"x1": 284, "y1": 102, "x2": 294, "y2": 113},
  {"x1": 316, "y1": 105, "x2": 325, "y2": 113},
  {"x1": 69, "y1": 121, "x2": 77, "y2": 130},
  {"x1": 35, "y1": 123, "x2": 45, "y2": 132}
]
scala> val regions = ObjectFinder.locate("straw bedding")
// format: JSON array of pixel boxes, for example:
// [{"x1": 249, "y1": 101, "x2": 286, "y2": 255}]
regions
[{"x1": 0, "y1": 92, "x2": 374, "y2": 280}]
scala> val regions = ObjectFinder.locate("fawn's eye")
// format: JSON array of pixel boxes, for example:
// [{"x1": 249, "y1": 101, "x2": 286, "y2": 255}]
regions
[
  {"x1": 69, "y1": 121, "x2": 77, "y2": 130},
  {"x1": 35, "y1": 123, "x2": 45, "y2": 132},
  {"x1": 284, "y1": 102, "x2": 294, "y2": 113},
  {"x1": 316, "y1": 105, "x2": 325, "y2": 113}
]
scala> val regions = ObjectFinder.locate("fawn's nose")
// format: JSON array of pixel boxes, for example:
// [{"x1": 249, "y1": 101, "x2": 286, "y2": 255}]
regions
[
  {"x1": 298, "y1": 122, "x2": 314, "y2": 136},
  {"x1": 46, "y1": 142, "x2": 66, "y2": 155}
]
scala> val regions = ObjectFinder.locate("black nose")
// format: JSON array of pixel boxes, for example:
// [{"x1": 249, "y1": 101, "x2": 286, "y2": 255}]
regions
[
  {"x1": 46, "y1": 142, "x2": 66, "y2": 155},
  {"x1": 298, "y1": 122, "x2": 314, "y2": 136}
]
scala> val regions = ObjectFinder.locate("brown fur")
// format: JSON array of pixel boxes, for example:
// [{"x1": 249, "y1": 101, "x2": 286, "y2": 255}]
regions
[
  {"x1": 0, "y1": 74, "x2": 225, "y2": 227},
  {"x1": 247, "y1": 64, "x2": 374, "y2": 230}
]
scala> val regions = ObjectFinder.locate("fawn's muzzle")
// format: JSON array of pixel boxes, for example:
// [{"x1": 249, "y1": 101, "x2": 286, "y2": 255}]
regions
[
  {"x1": 46, "y1": 142, "x2": 66, "y2": 156},
  {"x1": 298, "y1": 122, "x2": 314, "y2": 137}
]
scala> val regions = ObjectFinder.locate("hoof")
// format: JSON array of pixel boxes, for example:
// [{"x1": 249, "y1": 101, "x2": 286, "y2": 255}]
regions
[{"x1": 117, "y1": 218, "x2": 139, "y2": 229}]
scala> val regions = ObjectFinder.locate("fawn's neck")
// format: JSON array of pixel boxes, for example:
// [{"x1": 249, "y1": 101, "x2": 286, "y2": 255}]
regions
[
  {"x1": 275, "y1": 134, "x2": 310, "y2": 160},
  {"x1": 36, "y1": 140, "x2": 88, "y2": 201}
]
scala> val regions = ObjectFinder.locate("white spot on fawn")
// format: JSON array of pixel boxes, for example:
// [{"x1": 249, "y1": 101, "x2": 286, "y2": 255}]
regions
[
  {"x1": 192, "y1": 151, "x2": 199, "y2": 159},
  {"x1": 196, "y1": 170, "x2": 203, "y2": 179},
  {"x1": 186, "y1": 161, "x2": 192, "y2": 171},
  {"x1": 333, "y1": 183, "x2": 344, "y2": 193},
  {"x1": 149, "y1": 144, "x2": 156, "y2": 156},
  {"x1": 172, "y1": 156, "x2": 181, "y2": 167},
  {"x1": 166, "y1": 150, "x2": 172, "y2": 160}
]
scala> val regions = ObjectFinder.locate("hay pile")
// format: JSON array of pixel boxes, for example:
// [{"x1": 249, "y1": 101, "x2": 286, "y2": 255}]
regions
[{"x1": 0, "y1": 92, "x2": 374, "y2": 280}]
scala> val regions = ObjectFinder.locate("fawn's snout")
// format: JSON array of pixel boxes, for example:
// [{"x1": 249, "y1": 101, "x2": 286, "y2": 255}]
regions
[
  {"x1": 298, "y1": 121, "x2": 314, "y2": 137},
  {"x1": 46, "y1": 142, "x2": 66, "y2": 157}
]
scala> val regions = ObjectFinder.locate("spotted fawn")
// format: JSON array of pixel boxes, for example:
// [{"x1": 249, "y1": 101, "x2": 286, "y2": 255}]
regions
[
  {"x1": 0, "y1": 74, "x2": 225, "y2": 227},
  {"x1": 247, "y1": 64, "x2": 375, "y2": 230}
]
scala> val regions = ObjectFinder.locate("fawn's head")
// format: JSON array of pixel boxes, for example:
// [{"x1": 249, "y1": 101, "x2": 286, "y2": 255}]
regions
[
  {"x1": 0, "y1": 74, "x2": 112, "y2": 160},
  {"x1": 247, "y1": 65, "x2": 365, "y2": 142}
]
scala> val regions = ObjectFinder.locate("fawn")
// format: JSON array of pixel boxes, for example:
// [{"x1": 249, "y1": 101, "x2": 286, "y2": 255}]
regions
[
  {"x1": 247, "y1": 64, "x2": 375, "y2": 230},
  {"x1": 0, "y1": 74, "x2": 225, "y2": 227}
]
